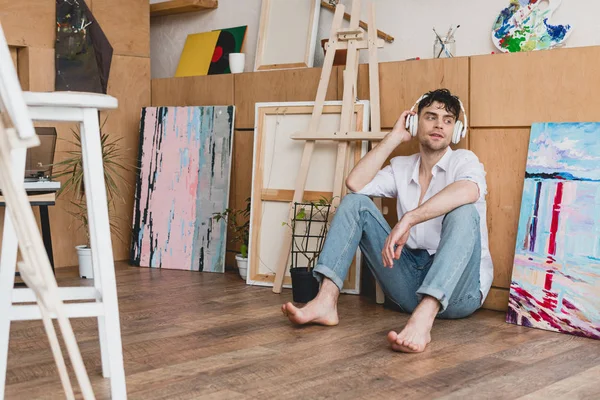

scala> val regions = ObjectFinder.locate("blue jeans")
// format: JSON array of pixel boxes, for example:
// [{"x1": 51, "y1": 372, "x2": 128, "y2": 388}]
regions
[{"x1": 313, "y1": 194, "x2": 482, "y2": 319}]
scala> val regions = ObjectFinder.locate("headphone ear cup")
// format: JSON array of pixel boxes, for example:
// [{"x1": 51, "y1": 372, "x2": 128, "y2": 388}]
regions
[
  {"x1": 410, "y1": 114, "x2": 418, "y2": 136},
  {"x1": 452, "y1": 120, "x2": 464, "y2": 144}
]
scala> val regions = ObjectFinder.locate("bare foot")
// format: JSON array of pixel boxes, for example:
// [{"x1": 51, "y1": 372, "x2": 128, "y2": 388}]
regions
[
  {"x1": 281, "y1": 301, "x2": 339, "y2": 326},
  {"x1": 281, "y1": 278, "x2": 339, "y2": 326},
  {"x1": 387, "y1": 296, "x2": 440, "y2": 353},
  {"x1": 387, "y1": 321, "x2": 431, "y2": 352}
]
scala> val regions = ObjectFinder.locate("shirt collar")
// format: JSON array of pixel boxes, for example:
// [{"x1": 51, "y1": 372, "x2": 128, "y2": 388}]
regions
[
  {"x1": 436, "y1": 147, "x2": 453, "y2": 172},
  {"x1": 410, "y1": 148, "x2": 453, "y2": 184}
]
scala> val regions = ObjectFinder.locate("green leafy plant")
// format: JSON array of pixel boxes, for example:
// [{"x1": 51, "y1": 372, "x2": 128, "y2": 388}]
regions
[
  {"x1": 213, "y1": 197, "x2": 251, "y2": 258},
  {"x1": 51, "y1": 122, "x2": 129, "y2": 248}
]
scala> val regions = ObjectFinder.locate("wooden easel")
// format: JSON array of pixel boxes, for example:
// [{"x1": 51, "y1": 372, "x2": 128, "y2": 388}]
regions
[{"x1": 272, "y1": 0, "x2": 388, "y2": 303}]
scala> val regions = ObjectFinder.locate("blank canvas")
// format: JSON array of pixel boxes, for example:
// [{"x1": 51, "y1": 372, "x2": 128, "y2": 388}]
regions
[
  {"x1": 248, "y1": 101, "x2": 370, "y2": 294},
  {"x1": 255, "y1": 0, "x2": 320, "y2": 71}
]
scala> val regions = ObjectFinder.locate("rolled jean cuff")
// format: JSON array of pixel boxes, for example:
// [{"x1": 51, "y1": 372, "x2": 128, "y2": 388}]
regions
[
  {"x1": 416, "y1": 286, "x2": 449, "y2": 313},
  {"x1": 313, "y1": 264, "x2": 344, "y2": 292}
]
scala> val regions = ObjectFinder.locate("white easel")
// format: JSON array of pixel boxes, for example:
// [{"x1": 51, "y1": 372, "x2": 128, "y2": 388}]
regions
[
  {"x1": 0, "y1": 23, "x2": 127, "y2": 399},
  {"x1": 272, "y1": 0, "x2": 388, "y2": 303}
]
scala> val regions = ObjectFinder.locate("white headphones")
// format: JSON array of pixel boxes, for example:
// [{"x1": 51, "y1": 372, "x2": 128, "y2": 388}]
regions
[{"x1": 405, "y1": 93, "x2": 468, "y2": 144}]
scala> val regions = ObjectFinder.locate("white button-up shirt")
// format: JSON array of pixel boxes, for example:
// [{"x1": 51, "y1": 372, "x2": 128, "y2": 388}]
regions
[{"x1": 356, "y1": 148, "x2": 493, "y2": 304}]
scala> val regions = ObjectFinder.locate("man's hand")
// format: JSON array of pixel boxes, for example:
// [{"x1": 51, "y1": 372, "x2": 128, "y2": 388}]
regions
[
  {"x1": 389, "y1": 110, "x2": 416, "y2": 144},
  {"x1": 382, "y1": 214, "x2": 414, "y2": 267}
]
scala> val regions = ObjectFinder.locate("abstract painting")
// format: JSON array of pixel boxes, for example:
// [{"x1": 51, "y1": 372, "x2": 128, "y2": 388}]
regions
[
  {"x1": 175, "y1": 26, "x2": 247, "y2": 77},
  {"x1": 492, "y1": 0, "x2": 572, "y2": 53},
  {"x1": 55, "y1": 0, "x2": 113, "y2": 93},
  {"x1": 507, "y1": 122, "x2": 600, "y2": 340},
  {"x1": 131, "y1": 106, "x2": 235, "y2": 272},
  {"x1": 208, "y1": 26, "x2": 247, "y2": 75}
]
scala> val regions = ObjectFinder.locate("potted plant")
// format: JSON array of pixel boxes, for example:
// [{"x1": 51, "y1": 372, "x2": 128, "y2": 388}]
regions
[
  {"x1": 52, "y1": 123, "x2": 128, "y2": 279},
  {"x1": 284, "y1": 196, "x2": 336, "y2": 303},
  {"x1": 212, "y1": 197, "x2": 250, "y2": 279}
]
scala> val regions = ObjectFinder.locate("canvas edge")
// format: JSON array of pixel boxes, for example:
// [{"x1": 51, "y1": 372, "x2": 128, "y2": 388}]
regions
[
  {"x1": 246, "y1": 100, "x2": 371, "y2": 295},
  {"x1": 253, "y1": 0, "x2": 321, "y2": 72}
]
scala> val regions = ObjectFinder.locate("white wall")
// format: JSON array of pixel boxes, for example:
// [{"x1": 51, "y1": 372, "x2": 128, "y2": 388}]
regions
[{"x1": 150, "y1": 0, "x2": 600, "y2": 79}]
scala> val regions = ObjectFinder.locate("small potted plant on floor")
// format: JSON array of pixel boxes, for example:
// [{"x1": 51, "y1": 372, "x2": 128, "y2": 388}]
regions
[
  {"x1": 285, "y1": 196, "x2": 335, "y2": 303},
  {"x1": 52, "y1": 123, "x2": 128, "y2": 279},
  {"x1": 213, "y1": 197, "x2": 251, "y2": 279}
]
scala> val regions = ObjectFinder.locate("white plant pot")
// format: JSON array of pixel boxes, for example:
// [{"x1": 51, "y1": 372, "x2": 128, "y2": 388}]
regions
[
  {"x1": 76, "y1": 245, "x2": 94, "y2": 279},
  {"x1": 235, "y1": 254, "x2": 248, "y2": 280}
]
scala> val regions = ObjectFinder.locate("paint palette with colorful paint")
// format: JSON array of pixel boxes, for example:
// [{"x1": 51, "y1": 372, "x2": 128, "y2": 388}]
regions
[
  {"x1": 507, "y1": 122, "x2": 600, "y2": 340},
  {"x1": 492, "y1": 0, "x2": 572, "y2": 53}
]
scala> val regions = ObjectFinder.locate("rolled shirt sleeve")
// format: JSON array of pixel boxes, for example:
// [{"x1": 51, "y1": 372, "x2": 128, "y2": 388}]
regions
[
  {"x1": 353, "y1": 164, "x2": 398, "y2": 198},
  {"x1": 454, "y1": 151, "x2": 487, "y2": 201}
]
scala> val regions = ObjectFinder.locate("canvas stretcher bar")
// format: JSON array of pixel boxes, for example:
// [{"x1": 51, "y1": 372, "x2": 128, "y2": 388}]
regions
[{"x1": 248, "y1": 101, "x2": 369, "y2": 293}]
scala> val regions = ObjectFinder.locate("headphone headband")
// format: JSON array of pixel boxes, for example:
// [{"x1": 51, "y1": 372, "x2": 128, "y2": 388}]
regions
[{"x1": 407, "y1": 92, "x2": 468, "y2": 144}]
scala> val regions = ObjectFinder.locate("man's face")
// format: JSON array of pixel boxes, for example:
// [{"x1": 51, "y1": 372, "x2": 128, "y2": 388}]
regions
[{"x1": 416, "y1": 101, "x2": 456, "y2": 152}]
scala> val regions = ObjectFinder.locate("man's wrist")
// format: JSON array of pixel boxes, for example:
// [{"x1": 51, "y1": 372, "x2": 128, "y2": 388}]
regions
[
  {"x1": 403, "y1": 210, "x2": 420, "y2": 228},
  {"x1": 387, "y1": 129, "x2": 408, "y2": 145}
]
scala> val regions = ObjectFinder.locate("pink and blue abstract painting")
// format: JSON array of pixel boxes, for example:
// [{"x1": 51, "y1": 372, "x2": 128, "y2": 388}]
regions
[
  {"x1": 507, "y1": 122, "x2": 600, "y2": 340},
  {"x1": 131, "y1": 106, "x2": 234, "y2": 272}
]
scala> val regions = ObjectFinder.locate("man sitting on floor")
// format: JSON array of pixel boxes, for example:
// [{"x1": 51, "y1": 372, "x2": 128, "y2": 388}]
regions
[{"x1": 282, "y1": 88, "x2": 493, "y2": 353}]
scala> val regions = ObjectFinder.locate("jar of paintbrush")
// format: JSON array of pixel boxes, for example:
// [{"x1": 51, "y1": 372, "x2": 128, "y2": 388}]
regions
[{"x1": 433, "y1": 25, "x2": 459, "y2": 58}]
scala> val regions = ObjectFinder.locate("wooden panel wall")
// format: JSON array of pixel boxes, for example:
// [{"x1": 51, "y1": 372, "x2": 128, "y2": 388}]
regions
[
  {"x1": 151, "y1": 75, "x2": 234, "y2": 106},
  {"x1": 100, "y1": 55, "x2": 151, "y2": 261},
  {"x1": 470, "y1": 46, "x2": 600, "y2": 127},
  {"x1": 17, "y1": 47, "x2": 55, "y2": 91},
  {"x1": 234, "y1": 67, "x2": 339, "y2": 129},
  {"x1": 0, "y1": 0, "x2": 55, "y2": 48},
  {"x1": 471, "y1": 129, "x2": 530, "y2": 289},
  {"x1": 91, "y1": 0, "x2": 150, "y2": 57},
  {"x1": 226, "y1": 129, "x2": 254, "y2": 266}
]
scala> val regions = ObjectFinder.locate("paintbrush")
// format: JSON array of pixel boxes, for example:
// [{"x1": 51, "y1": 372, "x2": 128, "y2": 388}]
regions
[
  {"x1": 433, "y1": 28, "x2": 453, "y2": 58},
  {"x1": 448, "y1": 24, "x2": 461, "y2": 42},
  {"x1": 445, "y1": 25, "x2": 453, "y2": 41}
]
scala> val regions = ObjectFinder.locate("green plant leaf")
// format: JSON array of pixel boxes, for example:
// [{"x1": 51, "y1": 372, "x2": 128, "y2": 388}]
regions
[{"x1": 51, "y1": 120, "x2": 133, "y2": 244}]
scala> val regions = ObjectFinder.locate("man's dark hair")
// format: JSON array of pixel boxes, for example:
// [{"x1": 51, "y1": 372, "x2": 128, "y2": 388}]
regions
[{"x1": 417, "y1": 88, "x2": 461, "y2": 120}]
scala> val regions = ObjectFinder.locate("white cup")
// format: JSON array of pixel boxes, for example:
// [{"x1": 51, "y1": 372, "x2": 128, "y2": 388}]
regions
[{"x1": 229, "y1": 53, "x2": 245, "y2": 73}]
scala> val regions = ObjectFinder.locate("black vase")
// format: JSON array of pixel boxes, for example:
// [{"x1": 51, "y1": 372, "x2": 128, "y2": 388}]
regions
[{"x1": 290, "y1": 267, "x2": 320, "y2": 303}]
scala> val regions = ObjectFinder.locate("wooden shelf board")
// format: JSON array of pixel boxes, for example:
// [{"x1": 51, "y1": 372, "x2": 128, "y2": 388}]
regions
[{"x1": 150, "y1": 0, "x2": 218, "y2": 17}]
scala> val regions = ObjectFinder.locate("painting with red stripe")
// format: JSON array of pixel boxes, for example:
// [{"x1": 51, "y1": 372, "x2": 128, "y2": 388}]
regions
[{"x1": 508, "y1": 122, "x2": 600, "y2": 340}]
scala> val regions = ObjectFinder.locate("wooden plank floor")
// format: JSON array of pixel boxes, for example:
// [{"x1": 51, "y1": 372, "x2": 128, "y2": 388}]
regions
[{"x1": 5, "y1": 262, "x2": 600, "y2": 399}]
